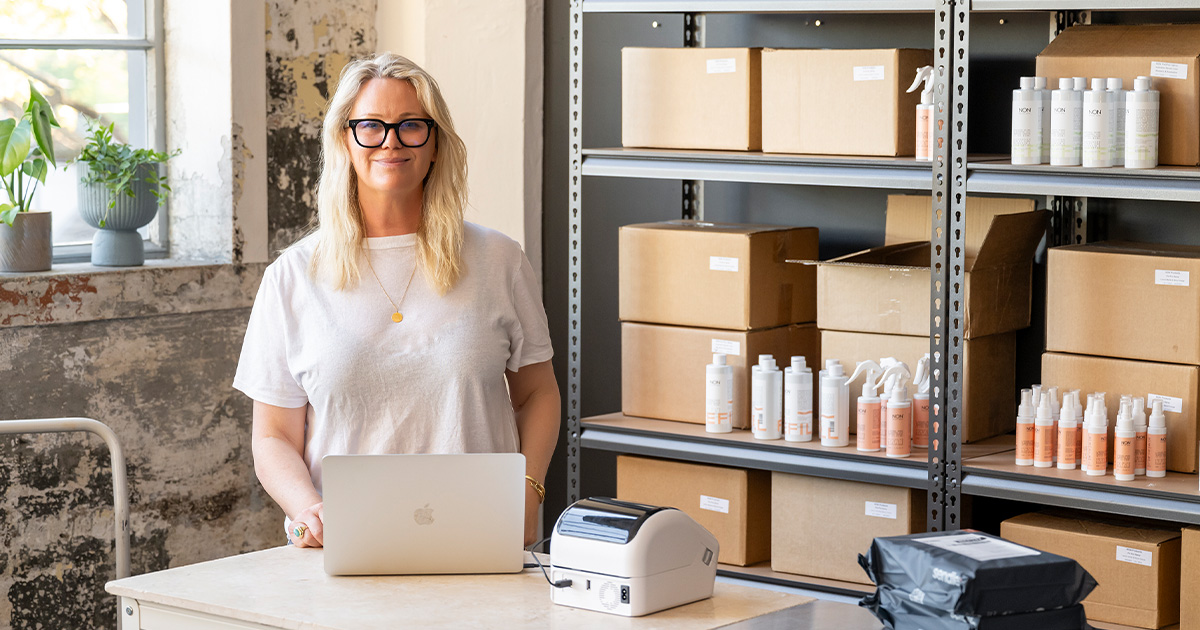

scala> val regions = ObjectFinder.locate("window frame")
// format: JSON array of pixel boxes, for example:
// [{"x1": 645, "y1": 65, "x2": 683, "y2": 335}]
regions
[{"x1": 0, "y1": 0, "x2": 168, "y2": 263}]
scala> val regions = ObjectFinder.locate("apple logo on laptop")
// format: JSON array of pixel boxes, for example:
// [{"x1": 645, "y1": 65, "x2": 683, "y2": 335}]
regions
[{"x1": 413, "y1": 504, "x2": 435, "y2": 526}]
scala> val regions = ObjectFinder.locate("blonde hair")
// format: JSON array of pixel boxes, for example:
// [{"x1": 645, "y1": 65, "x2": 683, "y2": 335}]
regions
[{"x1": 307, "y1": 52, "x2": 468, "y2": 295}]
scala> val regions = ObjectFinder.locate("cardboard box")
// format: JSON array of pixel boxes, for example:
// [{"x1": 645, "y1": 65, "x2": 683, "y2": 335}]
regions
[
  {"x1": 822, "y1": 330, "x2": 1016, "y2": 443},
  {"x1": 1182, "y1": 527, "x2": 1200, "y2": 630},
  {"x1": 1002, "y1": 512, "x2": 1182, "y2": 629},
  {"x1": 622, "y1": 322, "x2": 819, "y2": 429},
  {"x1": 772, "y1": 473, "x2": 925, "y2": 584},
  {"x1": 1036, "y1": 24, "x2": 1200, "y2": 166},
  {"x1": 622, "y1": 47, "x2": 761, "y2": 151},
  {"x1": 616, "y1": 455, "x2": 770, "y2": 566},
  {"x1": 619, "y1": 221, "x2": 818, "y2": 330},
  {"x1": 1042, "y1": 352, "x2": 1199, "y2": 474},
  {"x1": 1047, "y1": 242, "x2": 1200, "y2": 366},
  {"x1": 817, "y1": 195, "x2": 1048, "y2": 339},
  {"x1": 761, "y1": 48, "x2": 933, "y2": 157}
]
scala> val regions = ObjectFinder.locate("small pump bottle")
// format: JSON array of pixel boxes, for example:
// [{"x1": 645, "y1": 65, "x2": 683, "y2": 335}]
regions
[
  {"x1": 848, "y1": 360, "x2": 884, "y2": 452},
  {"x1": 1087, "y1": 400, "x2": 1109, "y2": 477},
  {"x1": 1050, "y1": 78, "x2": 1083, "y2": 166},
  {"x1": 1107, "y1": 78, "x2": 1126, "y2": 167},
  {"x1": 1047, "y1": 386, "x2": 1060, "y2": 463},
  {"x1": 1015, "y1": 389, "x2": 1035, "y2": 466},
  {"x1": 705, "y1": 353, "x2": 734, "y2": 434},
  {"x1": 819, "y1": 360, "x2": 850, "y2": 448},
  {"x1": 912, "y1": 355, "x2": 931, "y2": 449},
  {"x1": 1080, "y1": 394, "x2": 1095, "y2": 474},
  {"x1": 1073, "y1": 391, "x2": 1085, "y2": 466},
  {"x1": 1083, "y1": 78, "x2": 1112, "y2": 168},
  {"x1": 1114, "y1": 401, "x2": 1136, "y2": 481},
  {"x1": 1057, "y1": 395, "x2": 1078, "y2": 470},
  {"x1": 1125, "y1": 76, "x2": 1160, "y2": 169},
  {"x1": 1031, "y1": 384, "x2": 1043, "y2": 409},
  {"x1": 1147, "y1": 399, "x2": 1167, "y2": 478},
  {"x1": 1034, "y1": 394, "x2": 1055, "y2": 468},
  {"x1": 882, "y1": 364, "x2": 913, "y2": 459},
  {"x1": 752, "y1": 355, "x2": 782, "y2": 440},
  {"x1": 905, "y1": 66, "x2": 935, "y2": 162},
  {"x1": 1133, "y1": 397, "x2": 1148, "y2": 475},
  {"x1": 784, "y1": 356, "x2": 813, "y2": 442},
  {"x1": 1012, "y1": 77, "x2": 1042, "y2": 165}
]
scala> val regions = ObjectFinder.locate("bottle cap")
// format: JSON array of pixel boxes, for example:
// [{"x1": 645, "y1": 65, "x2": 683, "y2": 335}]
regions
[
  {"x1": 1036, "y1": 395, "x2": 1054, "y2": 421},
  {"x1": 825, "y1": 359, "x2": 844, "y2": 376},
  {"x1": 1019, "y1": 389, "x2": 1034, "y2": 418},
  {"x1": 1135, "y1": 76, "x2": 1152, "y2": 91},
  {"x1": 1034, "y1": 76, "x2": 1048, "y2": 90},
  {"x1": 758, "y1": 354, "x2": 773, "y2": 366},
  {"x1": 1107, "y1": 77, "x2": 1123, "y2": 90},
  {"x1": 712, "y1": 353, "x2": 726, "y2": 366},
  {"x1": 1117, "y1": 400, "x2": 1133, "y2": 430},
  {"x1": 1058, "y1": 77, "x2": 1074, "y2": 90},
  {"x1": 1133, "y1": 397, "x2": 1147, "y2": 427},
  {"x1": 1149, "y1": 399, "x2": 1166, "y2": 428},
  {"x1": 1020, "y1": 76, "x2": 1037, "y2": 89},
  {"x1": 791, "y1": 356, "x2": 806, "y2": 372},
  {"x1": 1091, "y1": 77, "x2": 1106, "y2": 91},
  {"x1": 1073, "y1": 77, "x2": 1087, "y2": 90},
  {"x1": 1031, "y1": 384, "x2": 1043, "y2": 408}
]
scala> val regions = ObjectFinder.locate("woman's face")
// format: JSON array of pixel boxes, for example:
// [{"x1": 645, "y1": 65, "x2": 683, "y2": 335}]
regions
[{"x1": 345, "y1": 78, "x2": 437, "y2": 201}]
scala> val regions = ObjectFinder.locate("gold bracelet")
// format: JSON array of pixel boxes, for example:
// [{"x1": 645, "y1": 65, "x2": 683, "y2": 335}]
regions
[{"x1": 525, "y1": 475, "x2": 546, "y2": 504}]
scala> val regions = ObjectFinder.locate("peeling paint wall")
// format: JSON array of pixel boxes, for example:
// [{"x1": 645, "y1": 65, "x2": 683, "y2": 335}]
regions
[{"x1": 266, "y1": 1, "x2": 378, "y2": 254}]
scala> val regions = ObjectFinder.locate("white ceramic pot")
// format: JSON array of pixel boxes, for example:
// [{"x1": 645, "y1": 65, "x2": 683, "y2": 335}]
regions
[
  {"x1": 78, "y1": 163, "x2": 159, "y2": 266},
  {"x1": 0, "y1": 211, "x2": 53, "y2": 273}
]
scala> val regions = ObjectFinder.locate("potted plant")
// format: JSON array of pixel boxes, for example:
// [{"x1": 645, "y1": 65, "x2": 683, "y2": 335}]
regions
[
  {"x1": 75, "y1": 121, "x2": 176, "y2": 266},
  {"x1": 0, "y1": 82, "x2": 59, "y2": 273}
]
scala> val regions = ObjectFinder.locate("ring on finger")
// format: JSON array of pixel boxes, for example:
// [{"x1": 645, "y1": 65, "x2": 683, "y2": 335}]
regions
[{"x1": 292, "y1": 523, "x2": 308, "y2": 539}]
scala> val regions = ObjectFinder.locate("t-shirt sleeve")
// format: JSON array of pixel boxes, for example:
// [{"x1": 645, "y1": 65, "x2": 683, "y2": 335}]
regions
[
  {"x1": 232, "y1": 264, "x2": 309, "y2": 408},
  {"x1": 506, "y1": 249, "x2": 554, "y2": 372}
]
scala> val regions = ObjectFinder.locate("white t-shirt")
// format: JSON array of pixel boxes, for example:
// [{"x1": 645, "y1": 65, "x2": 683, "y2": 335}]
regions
[{"x1": 232, "y1": 221, "x2": 553, "y2": 494}]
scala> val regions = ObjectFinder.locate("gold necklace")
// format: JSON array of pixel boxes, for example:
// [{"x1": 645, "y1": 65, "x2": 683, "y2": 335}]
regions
[{"x1": 364, "y1": 250, "x2": 418, "y2": 323}]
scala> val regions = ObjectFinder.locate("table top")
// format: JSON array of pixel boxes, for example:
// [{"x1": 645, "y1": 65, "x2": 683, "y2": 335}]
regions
[{"x1": 106, "y1": 547, "x2": 813, "y2": 630}]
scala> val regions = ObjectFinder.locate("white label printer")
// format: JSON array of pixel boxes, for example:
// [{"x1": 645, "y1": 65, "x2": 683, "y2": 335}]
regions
[{"x1": 549, "y1": 497, "x2": 719, "y2": 617}]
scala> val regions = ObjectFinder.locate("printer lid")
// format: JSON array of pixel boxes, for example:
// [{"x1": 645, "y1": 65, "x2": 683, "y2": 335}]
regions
[{"x1": 555, "y1": 497, "x2": 673, "y2": 545}]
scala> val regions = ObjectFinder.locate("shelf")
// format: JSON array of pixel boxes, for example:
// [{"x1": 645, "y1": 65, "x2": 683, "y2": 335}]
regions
[
  {"x1": 967, "y1": 159, "x2": 1200, "y2": 203},
  {"x1": 972, "y1": 0, "x2": 1200, "y2": 10},
  {"x1": 582, "y1": 148, "x2": 934, "y2": 190},
  {"x1": 718, "y1": 562, "x2": 874, "y2": 598},
  {"x1": 581, "y1": 0, "x2": 935, "y2": 13},
  {"x1": 581, "y1": 413, "x2": 1014, "y2": 489},
  {"x1": 962, "y1": 450, "x2": 1200, "y2": 525}
]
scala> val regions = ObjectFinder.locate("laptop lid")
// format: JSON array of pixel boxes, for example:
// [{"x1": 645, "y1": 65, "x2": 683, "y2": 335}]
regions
[{"x1": 322, "y1": 453, "x2": 526, "y2": 576}]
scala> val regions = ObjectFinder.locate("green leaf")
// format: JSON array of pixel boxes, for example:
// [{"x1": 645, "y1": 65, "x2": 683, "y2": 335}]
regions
[
  {"x1": 0, "y1": 204, "x2": 16, "y2": 226},
  {"x1": 22, "y1": 159, "x2": 47, "y2": 185},
  {"x1": 26, "y1": 82, "x2": 59, "y2": 127},
  {"x1": 27, "y1": 101, "x2": 56, "y2": 169},
  {"x1": 0, "y1": 118, "x2": 32, "y2": 178}
]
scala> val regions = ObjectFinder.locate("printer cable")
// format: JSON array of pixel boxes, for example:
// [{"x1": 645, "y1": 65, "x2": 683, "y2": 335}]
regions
[{"x1": 524, "y1": 537, "x2": 572, "y2": 588}]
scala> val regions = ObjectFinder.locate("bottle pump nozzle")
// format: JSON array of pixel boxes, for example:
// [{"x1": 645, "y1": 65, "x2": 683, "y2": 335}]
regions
[
  {"x1": 1150, "y1": 399, "x2": 1166, "y2": 428},
  {"x1": 848, "y1": 360, "x2": 885, "y2": 397},
  {"x1": 880, "y1": 363, "x2": 913, "y2": 403},
  {"x1": 906, "y1": 66, "x2": 935, "y2": 105},
  {"x1": 913, "y1": 354, "x2": 931, "y2": 395}
]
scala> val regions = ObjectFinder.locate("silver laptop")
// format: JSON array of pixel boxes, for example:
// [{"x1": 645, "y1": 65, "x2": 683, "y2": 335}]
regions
[{"x1": 322, "y1": 453, "x2": 526, "y2": 575}]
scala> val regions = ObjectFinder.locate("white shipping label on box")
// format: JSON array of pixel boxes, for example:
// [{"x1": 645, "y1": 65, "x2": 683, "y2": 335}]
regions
[
  {"x1": 865, "y1": 501, "x2": 898, "y2": 520},
  {"x1": 699, "y1": 495, "x2": 730, "y2": 514},
  {"x1": 1151, "y1": 61, "x2": 1189, "y2": 80},
  {"x1": 853, "y1": 65, "x2": 886, "y2": 82},
  {"x1": 1116, "y1": 545, "x2": 1154, "y2": 567},
  {"x1": 1155, "y1": 269, "x2": 1191, "y2": 287},
  {"x1": 707, "y1": 58, "x2": 737, "y2": 74},
  {"x1": 918, "y1": 534, "x2": 1041, "y2": 562},
  {"x1": 1148, "y1": 394, "x2": 1184, "y2": 414},
  {"x1": 709, "y1": 256, "x2": 739, "y2": 272},
  {"x1": 711, "y1": 339, "x2": 742, "y2": 357}
]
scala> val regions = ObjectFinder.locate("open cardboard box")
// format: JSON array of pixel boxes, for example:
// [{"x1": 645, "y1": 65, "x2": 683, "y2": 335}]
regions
[{"x1": 815, "y1": 195, "x2": 1049, "y2": 339}]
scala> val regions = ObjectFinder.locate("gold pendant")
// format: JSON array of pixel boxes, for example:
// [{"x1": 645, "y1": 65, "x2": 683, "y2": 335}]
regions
[{"x1": 392, "y1": 312, "x2": 403, "y2": 323}]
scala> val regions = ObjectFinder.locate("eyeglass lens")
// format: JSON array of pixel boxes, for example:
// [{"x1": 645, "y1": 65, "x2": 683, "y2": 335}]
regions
[{"x1": 351, "y1": 120, "x2": 432, "y2": 148}]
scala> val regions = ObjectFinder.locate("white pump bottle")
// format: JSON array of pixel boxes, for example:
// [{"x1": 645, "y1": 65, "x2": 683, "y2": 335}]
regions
[
  {"x1": 784, "y1": 357, "x2": 813, "y2": 443},
  {"x1": 906, "y1": 66, "x2": 936, "y2": 162},
  {"x1": 819, "y1": 360, "x2": 850, "y2": 448},
  {"x1": 751, "y1": 355, "x2": 782, "y2": 440},
  {"x1": 705, "y1": 353, "x2": 734, "y2": 434}
]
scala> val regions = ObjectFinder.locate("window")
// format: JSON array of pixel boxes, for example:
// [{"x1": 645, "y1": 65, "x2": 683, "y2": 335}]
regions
[{"x1": 0, "y1": 0, "x2": 165, "y2": 261}]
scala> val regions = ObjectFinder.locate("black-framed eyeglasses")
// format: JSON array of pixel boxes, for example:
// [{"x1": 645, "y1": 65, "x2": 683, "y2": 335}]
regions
[{"x1": 347, "y1": 118, "x2": 437, "y2": 148}]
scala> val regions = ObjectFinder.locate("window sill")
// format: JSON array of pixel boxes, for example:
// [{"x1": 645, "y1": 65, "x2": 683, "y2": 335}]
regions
[{"x1": 0, "y1": 258, "x2": 266, "y2": 328}]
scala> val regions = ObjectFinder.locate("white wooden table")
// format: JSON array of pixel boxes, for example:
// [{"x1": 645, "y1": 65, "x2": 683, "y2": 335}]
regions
[{"x1": 106, "y1": 546, "x2": 813, "y2": 629}]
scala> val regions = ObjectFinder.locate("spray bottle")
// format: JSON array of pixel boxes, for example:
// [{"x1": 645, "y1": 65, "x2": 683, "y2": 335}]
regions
[
  {"x1": 751, "y1": 355, "x2": 783, "y2": 440},
  {"x1": 1147, "y1": 399, "x2": 1167, "y2": 478},
  {"x1": 1133, "y1": 397, "x2": 1147, "y2": 476},
  {"x1": 784, "y1": 356, "x2": 813, "y2": 443},
  {"x1": 1087, "y1": 396, "x2": 1109, "y2": 477},
  {"x1": 881, "y1": 363, "x2": 914, "y2": 459},
  {"x1": 906, "y1": 66, "x2": 935, "y2": 162},
  {"x1": 1015, "y1": 389, "x2": 1035, "y2": 466},
  {"x1": 1057, "y1": 394, "x2": 1077, "y2": 470},
  {"x1": 705, "y1": 353, "x2": 734, "y2": 434},
  {"x1": 878, "y1": 358, "x2": 901, "y2": 443},
  {"x1": 1114, "y1": 400, "x2": 1136, "y2": 481},
  {"x1": 912, "y1": 354, "x2": 931, "y2": 449},
  {"x1": 819, "y1": 360, "x2": 850, "y2": 448},
  {"x1": 848, "y1": 360, "x2": 884, "y2": 452}
]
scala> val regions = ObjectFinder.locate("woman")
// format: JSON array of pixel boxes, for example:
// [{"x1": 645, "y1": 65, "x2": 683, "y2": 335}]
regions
[{"x1": 233, "y1": 53, "x2": 559, "y2": 549}]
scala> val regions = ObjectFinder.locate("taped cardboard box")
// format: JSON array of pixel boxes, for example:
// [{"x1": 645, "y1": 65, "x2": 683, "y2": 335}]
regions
[
  {"x1": 1047, "y1": 242, "x2": 1200, "y2": 365},
  {"x1": 622, "y1": 47, "x2": 761, "y2": 151},
  {"x1": 771, "y1": 473, "x2": 924, "y2": 584},
  {"x1": 816, "y1": 195, "x2": 1048, "y2": 339},
  {"x1": 1036, "y1": 23, "x2": 1200, "y2": 166},
  {"x1": 616, "y1": 455, "x2": 770, "y2": 566},
  {"x1": 1001, "y1": 512, "x2": 1182, "y2": 629},
  {"x1": 822, "y1": 329, "x2": 1016, "y2": 443},
  {"x1": 761, "y1": 48, "x2": 933, "y2": 156},
  {"x1": 622, "y1": 322, "x2": 819, "y2": 429},
  {"x1": 1182, "y1": 527, "x2": 1200, "y2": 630},
  {"x1": 620, "y1": 221, "x2": 818, "y2": 330},
  {"x1": 1042, "y1": 352, "x2": 1199, "y2": 474}
]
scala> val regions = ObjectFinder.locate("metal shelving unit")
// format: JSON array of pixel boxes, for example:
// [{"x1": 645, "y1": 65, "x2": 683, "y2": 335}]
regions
[
  {"x1": 967, "y1": 160, "x2": 1200, "y2": 202},
  {"x1": 581, "y1": 0, "x2": 936, "y2": 13}
]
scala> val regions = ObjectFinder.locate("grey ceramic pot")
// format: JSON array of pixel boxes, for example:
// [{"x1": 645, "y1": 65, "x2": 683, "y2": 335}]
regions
[
  {"x1": 0, "y1": 211, "x2": 53, "y2": 273},
  {"x1": 78, "y1": 163, "x2": 159, "y2": 266}
]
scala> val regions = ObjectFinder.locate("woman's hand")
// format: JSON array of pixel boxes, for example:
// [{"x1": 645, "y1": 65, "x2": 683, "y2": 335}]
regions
[{"x1": 288, "y1": 502, "x2": 326, "y2": 548}]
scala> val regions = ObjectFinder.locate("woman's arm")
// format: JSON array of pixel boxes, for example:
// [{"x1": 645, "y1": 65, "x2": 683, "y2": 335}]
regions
[
  {"x1": 252, "y1": 400, "x2": 325, "y2": 547},
  {"x1": 505, "y1": 360, "x2": 562, "y2": 547}
]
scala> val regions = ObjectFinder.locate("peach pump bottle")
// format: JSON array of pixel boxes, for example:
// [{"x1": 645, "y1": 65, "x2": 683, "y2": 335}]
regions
[
  {"x1": 911, "y1": 355, "x2": 931, "y2": 449},
  {"x1": 1114, "y1": 401, "x2": 1136, "y2": 481},
  {"x1": 1034, "y1": 394, "x2": 1055, "y2": 468},
  {"x1": 1147, "y1": 399, "x2": 1167, "y2": 478},
  {"x1": 1080, "y1": 394, "x2": 1096, "y2": 474},
  {"x1": 848, "y1": 360, "x2": 884, "y2": 453},
  {"x1": 1086, "y1": 398, "x2": 1109, "y2": 477},
  {"x1": 1056, "y1": 394, "x2": 1077, "y2": 470},
  {"x1": 881, "y1": 363, "x2": 914, "y2": 459},
  {"x1": 1133, "y1": 397, "x2": 1147, "y2": 475},
  {"x1": 1015, "y1": 389, "x2": 1035, "y2": 466}
]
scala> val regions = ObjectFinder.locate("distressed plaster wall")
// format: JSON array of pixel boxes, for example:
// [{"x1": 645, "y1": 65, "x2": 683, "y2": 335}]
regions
[{"x1": 266, "y1": 0, "x2": 378, "y2": 254}]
